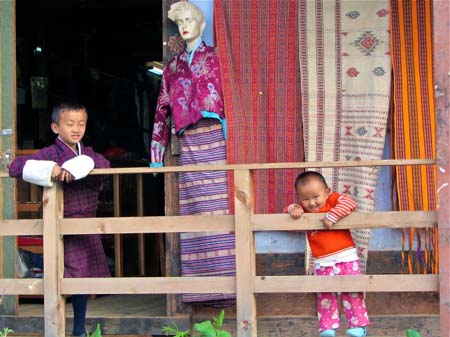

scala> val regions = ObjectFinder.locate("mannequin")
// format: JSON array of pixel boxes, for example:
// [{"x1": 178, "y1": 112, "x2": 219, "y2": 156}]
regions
[{"x1": 151, "y1": 1, "x2": 235, "y2": 305}]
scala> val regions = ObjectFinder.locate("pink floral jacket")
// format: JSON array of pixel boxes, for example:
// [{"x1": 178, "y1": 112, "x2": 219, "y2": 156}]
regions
[{"x1": 152, "y1": 41, "x2": 225, "y2": 147}]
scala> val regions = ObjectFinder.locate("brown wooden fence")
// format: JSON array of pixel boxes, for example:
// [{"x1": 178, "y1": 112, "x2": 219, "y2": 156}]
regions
[{"x1": 0, "y1": 159, "x2": 440, "y2": 337}]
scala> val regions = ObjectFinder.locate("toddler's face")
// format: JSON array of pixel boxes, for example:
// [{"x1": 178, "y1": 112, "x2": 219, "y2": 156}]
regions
[
  {"x1": 51, "y1": 109, "x2": 87, "y2": 151},
  {"x1": 296, "y1": 178, "x2": 330, "y2": 213}
]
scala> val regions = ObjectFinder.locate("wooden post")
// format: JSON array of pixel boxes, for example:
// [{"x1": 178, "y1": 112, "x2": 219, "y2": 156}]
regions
[
  {"x1": 434, "y1": 1, "x2": 450, "y2": 336},
  {"x1": 234, "y1": 169, "x2": 257, "y2": 337},
  {"x1": 43, "y1": 184, "x2": 65, "y2": 337},
  {"x1": 113, "y1": 174, "x2": 122, "y2": 277},
  {"x1": 137, "y1": 174, "x2": 146, "y2": 276}
]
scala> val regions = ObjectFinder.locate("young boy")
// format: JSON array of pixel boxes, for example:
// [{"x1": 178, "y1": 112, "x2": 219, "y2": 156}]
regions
[
  {"x1": 287, "y1": 171, "x2": 370, "y2": 337},
  {"x1": 9, "y1": 101, "x2": 110, "y2": 337}
]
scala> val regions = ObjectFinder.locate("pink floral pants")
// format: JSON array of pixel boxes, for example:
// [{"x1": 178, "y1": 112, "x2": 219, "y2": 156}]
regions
[{"x1": 315, "y1": 260, "x2": 370, "y2": 332}]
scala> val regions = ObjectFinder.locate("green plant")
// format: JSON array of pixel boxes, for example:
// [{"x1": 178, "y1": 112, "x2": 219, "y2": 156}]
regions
[
  {"x1": 87, "y1": 323, "x2": 102, "y2": 337},
  {"x1": 406, "y1": 329, "x2": 422, "y2": 337},
  {"x1": 163, "y1": 309, "x2": 231, "y2": 337},
  {"x1": 0, "y1": 328, "x2": 14, "y2": 337}
]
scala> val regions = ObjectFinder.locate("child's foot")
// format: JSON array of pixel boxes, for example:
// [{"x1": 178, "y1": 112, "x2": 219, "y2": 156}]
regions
[
  {"x1": 346, "y1": 327, "x2": 367, "y2": 337},
  {"x1": 320, "y1": 329, "x2": 336, "y2": 337}
]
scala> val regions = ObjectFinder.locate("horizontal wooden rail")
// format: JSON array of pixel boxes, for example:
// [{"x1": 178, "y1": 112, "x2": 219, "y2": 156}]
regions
[
  {"x1": 0, "y1": 279, "x2": 43, "y2": 295},
  {"x1": 0, "y1": 219, "x2": 43, "y2": 236},
  {"x1": 88, "y1": 159, "x2": 435, "y2": 175},
  {"x1": 252, "y1": 211, "x2": 437, "y2": 231},
  {"x1": 254, "y1": 274, "x2": 439, "y2": 293},
  {"x1": 61, "y1": 276, "x2": 236, "y2": 295},
  {"x1": 60, "y1": 215, "x2": 235, "y2": 235}
]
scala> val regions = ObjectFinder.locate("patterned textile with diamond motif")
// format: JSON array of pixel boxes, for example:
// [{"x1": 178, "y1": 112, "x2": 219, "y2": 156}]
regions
[{"x1": 298, "y1": 0, "x2": 391, "y2": 273}]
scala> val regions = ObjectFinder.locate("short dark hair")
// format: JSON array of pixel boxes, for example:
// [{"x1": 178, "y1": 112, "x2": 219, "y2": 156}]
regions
[
  {"x1": 51, "y1": 100, "x2": 87, "y2": 124},
  {"x1": 294, "y1": 171, "x2": 328, "y2": 190}
]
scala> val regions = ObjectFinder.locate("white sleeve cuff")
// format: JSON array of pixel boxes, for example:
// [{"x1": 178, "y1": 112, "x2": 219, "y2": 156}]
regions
[
  {"x1": 61, "y1": 155, "x2": 95, "y2": 180},
  {"x1": 23, "y1": 160, "x2": 57, "y2": 187}
]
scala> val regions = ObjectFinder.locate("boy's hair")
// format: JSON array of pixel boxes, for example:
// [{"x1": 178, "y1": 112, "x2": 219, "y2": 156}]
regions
[
  {"x1": 168, "y1": 1, "x2": 205, "y2": 26},
  {"x1": 51, "y1": 101, "x2": 87, "y2": 124},
  {"x1": 294, "y1": 171, "x2": 329, "y2": 190}
]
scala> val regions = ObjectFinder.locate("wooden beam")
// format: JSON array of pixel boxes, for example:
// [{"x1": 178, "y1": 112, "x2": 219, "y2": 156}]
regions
[
  {"x1": 434, "y1": 0, "x2": 450, "y2": 336},
  {"x1": 252, "y1": 211, "x2": 437, "y2": 231},
  {"x1": 60, "y1": 215, "x2": 234, "y2": 234},
  {"x1": 254, "y1": 275, "x2": 439, "y2": 293},
  {"x1": 234, "y1": 169, "x2": 257, "y2": 337},
  {"x1": 0, "y1": 279, "x2": 43, "y2": 295},
  {"x1": 89, "y1": 158, "x2": 436, "y2": 175},
  {"x1": 60, "y1": 276, "x2": 235, "y2": 295},
  {"x1": 42, "y1": 184, "x2": 65, "y2": 337},
  {"x1": 0, "y1": 219, "x2": 42, "y2": 235}
]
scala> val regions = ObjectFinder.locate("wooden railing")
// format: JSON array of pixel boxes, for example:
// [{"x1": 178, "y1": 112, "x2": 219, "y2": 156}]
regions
[{"x1": 0, "y1": 159, "x2": 439, "y2": 337}]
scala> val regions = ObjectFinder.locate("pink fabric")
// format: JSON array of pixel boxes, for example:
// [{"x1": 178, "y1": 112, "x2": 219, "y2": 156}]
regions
[
  {"x1": 152, "y1": 41, "x2": 225, "y2": 147},
  {"x1": 316, "y1": 260, "x2": 370, "y2": 332}
]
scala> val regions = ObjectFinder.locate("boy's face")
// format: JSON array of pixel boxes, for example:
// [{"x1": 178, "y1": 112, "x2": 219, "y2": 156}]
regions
[
  {"x1": 296, "y1": 178, "x2": 331, "y2": 213},
  {"x1": 51, "y1": 109, "x2": 87, "y2": 150}
]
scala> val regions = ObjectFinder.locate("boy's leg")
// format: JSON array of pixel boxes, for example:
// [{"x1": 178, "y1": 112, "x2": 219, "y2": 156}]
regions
[
  {"x1": 316, "y1": 266, "x2": 341, "y2": 331},
  {"x1": 72, "y1": 294, "x2": 88, "y2": 336}
]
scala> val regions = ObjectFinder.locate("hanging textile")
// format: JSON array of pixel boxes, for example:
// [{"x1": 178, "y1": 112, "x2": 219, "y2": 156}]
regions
[
  {"x1": 299, "y1": 0, "x2": 391, "y2": 273},
  {"x1": 214, "y1": 0, "x2": 304, "y2": 214},
  {"x1": 390, "y1": 0, "x2": 437, "y2": 274}
]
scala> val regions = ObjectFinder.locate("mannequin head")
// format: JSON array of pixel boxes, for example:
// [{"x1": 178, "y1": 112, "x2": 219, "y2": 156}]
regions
[{"x1": 168, "y1": 1, "x2": 206, "y2": 50}]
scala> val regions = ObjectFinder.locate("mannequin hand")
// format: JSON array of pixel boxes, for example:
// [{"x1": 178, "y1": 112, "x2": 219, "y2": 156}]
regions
[{"x1": 151, "y1": 140, "x2": 166, "y2": 164}]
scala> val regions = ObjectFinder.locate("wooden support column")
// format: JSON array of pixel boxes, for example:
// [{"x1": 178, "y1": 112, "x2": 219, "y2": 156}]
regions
[
  {"x1": 234, "y1": 169, "x2": 257, "y2": 337},
  {"x1": 434, "y1": 1, "x2": 450, "y2": 336},
  {"x1": 43, "y1": 184, "x2": 65, "y2": 337},
  {"x1": 113, "y1": 175, "x2": 122, "y2": 277},
  {"x1": 137, "y1": 174, "x2": 146, "y2": 276}
]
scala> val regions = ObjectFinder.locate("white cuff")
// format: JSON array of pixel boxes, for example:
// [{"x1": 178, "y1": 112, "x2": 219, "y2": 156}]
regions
[
  {"x1": 23, "y1": 160, "x2": 57, "y2": 187},
  {"x1": 61, "y1": 155, "x2": 95, "y2": 180}
]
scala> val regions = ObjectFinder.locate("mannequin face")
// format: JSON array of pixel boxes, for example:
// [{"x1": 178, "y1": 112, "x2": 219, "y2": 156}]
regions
[{"x1": 175, "y1": 9, "x2": 204, "y2": 47}]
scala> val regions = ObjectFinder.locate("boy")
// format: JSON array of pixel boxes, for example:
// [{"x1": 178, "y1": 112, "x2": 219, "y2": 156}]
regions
[
  {"x1": 287, "y1": 171, "x2": 370, "y2": 337},
  {"x1": 9, "y1": 101, "x2": 110, "y2": 337}
]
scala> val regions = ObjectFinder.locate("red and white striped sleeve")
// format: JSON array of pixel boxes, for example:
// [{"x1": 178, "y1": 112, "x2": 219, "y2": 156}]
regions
[{"x1": 326, "y1": 194, "x2": 356, "y2": 223}]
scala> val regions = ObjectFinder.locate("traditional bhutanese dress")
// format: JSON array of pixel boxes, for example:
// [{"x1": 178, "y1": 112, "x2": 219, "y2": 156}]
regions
[
  {"x1": 9, "y1": 137, "x2": 111, "y2": 278},
  {"x1": 152, "y1": 40, "x2": 235, "y2": 304}
]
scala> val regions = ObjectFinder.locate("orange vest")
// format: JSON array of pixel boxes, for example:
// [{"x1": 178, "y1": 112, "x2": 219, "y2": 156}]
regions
[{"x1": 306, "y1": 192, "x2": 355, "y2": 258}]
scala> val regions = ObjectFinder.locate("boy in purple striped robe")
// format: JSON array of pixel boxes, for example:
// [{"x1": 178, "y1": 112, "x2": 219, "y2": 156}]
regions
[{"x1": 9, "y1": 101, "x2": 110, "y2": 337}]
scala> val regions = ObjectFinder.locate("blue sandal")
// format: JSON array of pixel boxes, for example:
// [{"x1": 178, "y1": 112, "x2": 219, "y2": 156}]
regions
[
  {"x1": 320, "y1": 329, "x2": 336, "y2": 337},
  {"x1": 346, "y1": 327, "x2": 367, "y2": 337}
]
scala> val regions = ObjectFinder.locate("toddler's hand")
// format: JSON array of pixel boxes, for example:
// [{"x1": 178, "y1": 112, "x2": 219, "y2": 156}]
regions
[
  {"x1": 321, "y1": 217, "x2": 334, "y2": 229},
  {"x1": 289, "y1": 205, "x2": 304, "y2": 219}
]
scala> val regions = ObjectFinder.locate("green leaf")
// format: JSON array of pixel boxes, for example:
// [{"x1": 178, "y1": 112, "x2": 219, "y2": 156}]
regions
[
  {"x1": 406, "y1": 329, "x2": 422, "y2": 337},
  {"x1": 89, "y1": 323, "x2": 102, "y2": 337},
  {"x1": 213, "y1": 310, "x2": 225, "y2": 328},
  {"x1": 194, "y1": 320, "x2": 216, "y2": 337},
  {"x1": 162, "y1": 322, "x2": 190, "y2": 337}
]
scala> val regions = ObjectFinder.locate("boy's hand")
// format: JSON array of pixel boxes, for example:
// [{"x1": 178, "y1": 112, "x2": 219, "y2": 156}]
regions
[
  {"x1": 289, "y1": 205, "x2": 304, "y2": 219},
  {"x1": 321, "y1": 217, "x2": 334, "y2": 229},
  {"x1": 51, "y1": 165, "x2": 62, "y2": 182},
  {"x1": 60, "y1": 169, "x2": 74, "y2": 183}
]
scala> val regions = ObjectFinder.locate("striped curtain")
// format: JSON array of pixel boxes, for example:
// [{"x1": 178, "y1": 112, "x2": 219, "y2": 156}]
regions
[
  {"x1": 214, "y1": 0, "x2": 304, "y2": 214},
  {"x1": 390, "y1": 0, "x2": 438, "y2": 274}
]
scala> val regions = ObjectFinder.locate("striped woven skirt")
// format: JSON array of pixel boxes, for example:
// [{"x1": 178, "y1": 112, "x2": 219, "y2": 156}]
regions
[{"x1": 179, "y1": 118, "x2": 236, "y2": 304}]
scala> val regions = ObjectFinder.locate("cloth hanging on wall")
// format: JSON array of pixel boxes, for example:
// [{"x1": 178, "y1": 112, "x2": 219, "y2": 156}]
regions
[
  {"x1": 390, "y1": 0, "x2": 437, "y2": 274},
  {"x1": 214, "y1": 0, "x2": 304, "y2": 214},
  {"x1": 298, "y1": 0, "x2": 391, "y2": 273}
]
